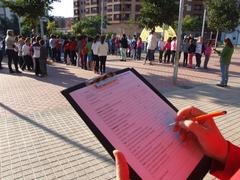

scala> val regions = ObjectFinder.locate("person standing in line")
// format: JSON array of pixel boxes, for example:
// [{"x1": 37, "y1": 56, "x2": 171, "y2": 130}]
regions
[
  {"x1": 111, "y1": 34, "x2": 116, "y2": 55},
  {"x1": 13, "y1": 36, "x2": 21, "y2": 73},
  {"x1": 170, "y1": 37, "x2": 177, "y2": 64},
  {"x1": 127, "y1": 35, "x2": 131, "y2": 58},
  {"x1": 187, "y1": 39, "x2": 196, "y2": 68},
  {"x1": 39, "y1": 39, "x2": 48, "y2": 76},
  {"x1": 86, "y1": 37, "x2": 93, "y2": 70},
  {"x1": 195, "y1": 36, "x2": 205, "y2": 68},
  {"x1": 145, "y1": 30, "x2": 158, "y2": 65},
  {"x1": 115, "y1": 36, "x2": 120, "y2": 56},
  {"x1": 81, "y1": 36, "x2": 87, "y2": 69},
  {"x1": 215, "y1": 38, "x2": 234, "y2": 87},
  {"x1": 22, "y1": 38, "x2": 32, "y2": 71},
  {"x1": 136, "y1": 37, "x2": 143, "y2": 60},
  {"x1": 120, "y1": 34, "x2": 128, "y2": 62},
  {"x1": 0, "y1": 37, "x2": 5, "y2": 69},
  {"x1": 76, "y1": 35, "x2": 82, "y2": 67},
  {"x1": 97, "y1": 35, "x2": 108, "y2": 75},
  {"x1": 92, "y1": 35, "x2": 100, "y2": 74},
  {"x1": 69, "y1": 37, "x2": 77, "y2": 66},
  {"x1": 55, "y1": 36, "x2": 62, "y2": 62},
  {"x1": 203, "y1": 40, "x2": 212, "y2": 69},
  {"x1": 131, "y1": 35, "x2": 137, "y2": 60},
  {"x1": 158, "y1": 37, "x2": 165, "y2": 63},
  {"x1": 163, "y1": 38, "x2": 172, "y2": 63},
  {"x1": 30, "y1": 36, "x2": 37, "y2": 70},
  {"x1": 16, "y1": 37, "x2": 24, "y2": 69},
  {"x1": 182, "y1": 36, "x2": 189, "y2": 67},
  {"x1": 63, "y1": 37, "x2": 70, "y2": 64},
  {"x1": 5, "y1": 30, "x2": 21, "y2": 73},
  {"x1": 32, "y1": 36, "x2": 42, "y2": 76},
  {"x1": 49, "y1": 34, "x2": 56, "y2": 61},
  {"x1": 203, "y1": 40, "x2": 213, "y2": 69}
]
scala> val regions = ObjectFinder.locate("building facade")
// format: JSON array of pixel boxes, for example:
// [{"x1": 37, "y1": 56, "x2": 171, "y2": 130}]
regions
[
  {"x1": 184, "y1": 0, "x2": 204, "y2": 19},
  {"x1": 54, "y1": 16, "x2": 73, "y2": 34},
  {"x1": 73, "y1": 0, "x2": 204, "y2": 35},
  {"x1": 73, "y1": 0, "x2": 141, "y2": 34}
]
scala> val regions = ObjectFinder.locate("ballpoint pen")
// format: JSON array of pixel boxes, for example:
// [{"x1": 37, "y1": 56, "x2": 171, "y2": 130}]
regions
[{"x1": 168, "y1": 111, "x2": 227, "y2": 126}]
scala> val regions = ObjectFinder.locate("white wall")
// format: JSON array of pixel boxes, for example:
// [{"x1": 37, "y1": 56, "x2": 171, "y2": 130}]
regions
[{"x1": 221, "y1": 25, "x2": 240, "y2": 45}]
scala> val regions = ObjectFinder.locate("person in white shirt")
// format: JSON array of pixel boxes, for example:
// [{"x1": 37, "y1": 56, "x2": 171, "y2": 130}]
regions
[
  {"x1": 49, "y1": 34, "x2": 56, "y2": 60},
  {"x1": 158, "y1": 37, "x2": 165, "y2": 63},
  {"x1": 22, "y1": 38, "x2": 33, "y2": 71},
  {"x1": 145, "y1": 30, "x2": 158, "y2": 65},
  {"x1": 0, "y1": 37, "x2": 3, "y2": 69},
  {"x1": 17, "y1": 37, "x2": 24, "y2": 69},
  {"x1": 5, "y1": 29, "x2": 21, "y2": 73},
  {"x1": 32, "y1": 36, "x2": 42, "y2": 76},
  {"x1": 97, "y1": 35, "x2": 108, "y2": 74},
  {"x1": 91, "y1": 35, "x2": 100, "y2": 73},
  {"x1": 195, "y1": 36, "x2": 204, "y2": 68},
  {"x1": 170, "y1": 37, "x2": 177, "y2": 64}
]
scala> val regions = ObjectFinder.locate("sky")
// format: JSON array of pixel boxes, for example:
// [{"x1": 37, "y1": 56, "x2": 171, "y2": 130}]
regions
[{"x1": 50, "y1": 0, "x2": 73, "y2": 17}]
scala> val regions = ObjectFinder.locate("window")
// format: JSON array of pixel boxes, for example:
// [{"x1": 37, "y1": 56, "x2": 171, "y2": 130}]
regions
[
  {"x1": 186, "y1": 5, "x2": 191, "y2": 11},
  {"x1": 91, "y1": 0, "x2": 98, "y2": 4},
  {"x1": 107, "y1": 5, "x2": 112, "y2": 12},
  {"x1": 114, "y1": 14, "x2": 121, "y2": 20},
  {"x1": 107, "y1": 15, "x2": 112, "y2": 21},
  {"x1": 136, "y1": 5, "x2": 141, "y2": 12},
  {"x1": 85, "y1": 8, "x2": 90, "y2": 14},
  {"x1": 123, "y1": 14, "x2": 130, "y2": 21},
  {"x1": 74, "y1": 1, "x2": 79, "y2": 7},
  {"x1": 114, "y1": 4, "x2": 121, "y2": 11},
  {"x1": 91, "y1": 7, "x2": 99, "y2": 13},
  {"x1": 194, "y1": 5, "x2": 203, "y2": 11},
  {"x1": 74, "y1": 10, "x2": 79, "y2": 15},
  {"x1": 123, "y1": 4, "x2": 131, "y2": 11}
]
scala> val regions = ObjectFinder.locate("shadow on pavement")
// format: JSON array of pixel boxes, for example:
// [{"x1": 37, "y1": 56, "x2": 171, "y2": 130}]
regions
[
  {"x1": 166, "y1": 83, "x2": 240, "y2": 108},
  {"x1": 0, "y1": 62, "x2": 87, "y2": 88},
  {"x1": 0, "y1": 102, "x2": 113, "y2": 164}
]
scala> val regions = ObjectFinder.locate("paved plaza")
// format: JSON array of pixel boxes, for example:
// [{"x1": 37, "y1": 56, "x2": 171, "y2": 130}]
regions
[{"x1": 0, "y1": 51, "x2": 240, "y2": 179}]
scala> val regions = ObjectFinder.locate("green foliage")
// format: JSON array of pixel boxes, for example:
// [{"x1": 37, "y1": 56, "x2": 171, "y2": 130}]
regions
[
  {"x1": 1, "y1": 0, "x2": 59, "y2": 29},
  {"x1": 0, "y1": 14, "x2": 20, "y2": 34},
  {"x1": 182, "y1": 15, "x2": 202, "y2": 32},
  {"x1": 139, "y1": 0, "x2": 178, "y2": 30},
  {"x1": 21, "y1": 24, "x2": 32, "y2": 37},
  {"x1": 72, "y1": 16, "x2": 107, "y2": 37},
  {"x1": 205, "y1": 0, "x2": 240, "y2": 31},
  {"x1": 54, "y1": 31, "x2": 63, "y2": 37}
]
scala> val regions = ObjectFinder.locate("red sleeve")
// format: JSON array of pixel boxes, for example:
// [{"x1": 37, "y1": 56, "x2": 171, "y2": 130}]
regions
[{"x1": 210, "y1": 141, "x2": 240, "y2": 180}]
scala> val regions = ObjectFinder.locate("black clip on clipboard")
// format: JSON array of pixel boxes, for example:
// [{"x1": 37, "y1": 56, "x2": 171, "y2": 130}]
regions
[{"x1": 86, "y1": 72, "x2": 117, "y2": 88}]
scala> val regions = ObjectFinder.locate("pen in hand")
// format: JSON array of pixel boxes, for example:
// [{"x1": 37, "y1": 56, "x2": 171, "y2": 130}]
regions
[{"x1": 168, "y1": 111, "x2": 227, "y2": 126}]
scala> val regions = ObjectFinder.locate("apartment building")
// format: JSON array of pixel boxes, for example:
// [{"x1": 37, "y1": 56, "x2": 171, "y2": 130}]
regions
[
  {"x1": 73, "y1": 0, "x2": 141, "y2": 34},
  {"x1": 184, "y1": 0, "x2": 204, "y2": 19},
  {"x1": 73, "y1": 0, "x2": 204, "y2": 34}
]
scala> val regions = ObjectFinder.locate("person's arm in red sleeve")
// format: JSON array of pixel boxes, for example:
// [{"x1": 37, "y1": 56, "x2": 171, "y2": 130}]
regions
[
  {"x1": 113, "y1": 106, "x2": 240, "y2": 180},
  {"x1": 210, "y1": 141, "x2": 240, "y2": 180}
]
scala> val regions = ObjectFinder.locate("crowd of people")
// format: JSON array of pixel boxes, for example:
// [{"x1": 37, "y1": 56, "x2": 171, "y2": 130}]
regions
[
  {"x1": 1, "y1": 30, "x2": 48, "y2": 77},
  {"x1": 142, "y1": 30, "x2": 215, "y2": 69},
  {"x1": 0, "y1": 29, "x2": 234, "y2": 86}
]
